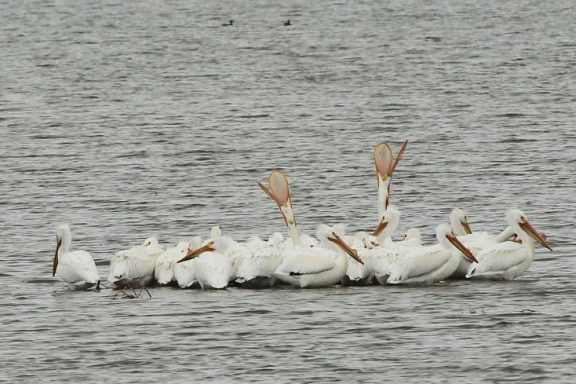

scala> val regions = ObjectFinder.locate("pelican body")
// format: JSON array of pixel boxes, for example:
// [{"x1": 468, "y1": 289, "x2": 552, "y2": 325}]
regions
[
  {"x1": 363, "y1": 205, "x2": 403, "y2": 284},
  {"x1": 177, "y1": 237, "x2": 232, "y2": 289},
  {"x1": 466, "y1": 209, "x2": 552, "y2": 280},
  {"x1": 108, "y1": 237, "x2": 164, "y2": 288},
  {"x1": 236, "y1": 232, "x2": 284, "y2": 288},
  {"x1": 52, "y1": 224, "x2": 100, "y2": 290},
  {"x1": 155, "y1": 241, "x2": 191, "y2": 286},
  {"x1": 273, "y1": 224, "x2": 364, "y2": 288},
  {"x1": 450, "y1": 208, "x2": 522, "y2": 278},
  {"x1": 387, "y1": 224, "x2": 477, "y2": 286}
]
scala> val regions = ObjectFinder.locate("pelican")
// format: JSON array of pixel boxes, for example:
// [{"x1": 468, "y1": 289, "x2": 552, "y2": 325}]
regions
[
  {"x1": 387, "y1": 224, "x2": 477, "y2": 285},
  {"x1": 173, "y1": 237, "x2": 203, "y2": 288},
  {"x1": 52, "y1": 224, "x2": 100, "y2": 290},
  {"x1": 449, "y1": 208, "x2": 517, "y2": 278},
  {"x1": 258, "y1": 170, "x2": 364, "y2": 287},
  {"x1": 177, "y1": 237, "x2": 233, "y2": 289},
  {"x1": 466, "y1": 209, "x2": 552, "y2": 280},
  {"x1": 361, "y1": 205, "x2": 405, "y2": 284},
  {"x1": 450, "y1": 208, "x2": 516, "y2": 244},
  {"x1": 358, "y1": 141, "x2": 407, "y2": 284},
  {"x1": 258, "y1": 170, "x2": 300, "y2": 244},
  {"x1": 373, "y1": 140, "x2": 408, "y2": 225},
  {"x1": 108, "y1": 236, "x2": 164, "y2": 288},
  {"x1": 235, "y1": 232, "x2": 285, "y2": 288},
  {"x1": 273, "y1": 224, "x2": 364, "y2": 288},
  {"x1": 371, "y1": 227, "x2": 423, "y2": 285},
  {"x1": 399, "y1": 228, "x2": 423, "y2": 247},
  {"x1": 155, "y1": 241, "x2": 191, "y2": 286},
  {"x1": 222, "y1": 236, "x2": 254, "y2": 283},
  {"x1": 343, "y1": 230, "x2": 377, "y2": 285},
  {"x1": 202, "y1": 225, "x2": 246, "y2": 283},
  {"x1": 259, "y1": 170, "x2": 321, "y2": 257}
]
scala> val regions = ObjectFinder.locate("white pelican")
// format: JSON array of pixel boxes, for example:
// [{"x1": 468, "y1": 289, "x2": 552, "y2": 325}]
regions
[
  {"x1": 355, "y1": 140, "x2": 407, "y2": 284},
  {"x1": 52, "y1": 224, "x2": 100, "y2": 290},
  {"x1": 173, "y1": 237, "x2": 203, "y2": 288},
  {"x1": 373, "y1": 140, "x2": 408, "y2": 223},
  {"x1": 371, "y1": 228, "x2": 424, "y2": 285},
  {"x1": 198, "y1": 225, "x2": 247, "y2": 283},
  {"x1": 273, "y1": 224, "x2": 364, "y2": 288},
  {"x1": 235, "y1": 232, "x2": 285, "y2": 288},
  {"x1": 258, "y1": 170, "x2": 301, "y2": 244},
  {"x1": 361, "y1": 205, "x2": 405, "y2": 284},
  {"x1": 222, "y1": 236, "x2": 254, "y2": 283},
  {"x1": 108, "y1": 237, "x2": 164, "y2": 288},
  {"x1": 154, "y1": 241, "x2": 191, "y2": 286},
  {"x1": 450, "y1": 208, "x2": 516, "y2": 244},
  {"x1": 399, "y1": 228, "x2": 423, "y2": 247},
  {"x1": 259, "y1": 170, "x2": 318, "y2": 255},
  {"x1": 449, "y1": 208, "x2": 518, "y2": 278},
  {"x1": 466, "y1": 209, "x2": 552, "y2": 280},
  {"x1": 177, "y1": 237, "x2": 233, "y2": 289},
  {"x1": 259, "y1": 170, "x2": 364, "y2": 287},
  {"x1": 343, "y1": 230, "x2": 377, "y2": 285},
  {"x1": 387, "y1": 224, "x2": 477, "y2": 286}
]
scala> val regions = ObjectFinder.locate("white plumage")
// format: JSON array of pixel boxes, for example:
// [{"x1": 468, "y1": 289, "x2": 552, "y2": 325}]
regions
[
  {"x1": 108, "y1": 236, "x2": 164, "y2": 288},
  {"x1": 155, "y1": 241, "x2": 191, "y2": 286},
  {"x1": 177, "y1": 237, "x2": 232, "y2": 289},
  {"x1": 387, "y1": 224, "x2": 477, "y2": 286},
  {"x1": 236, "y1": 232, "x2": 284, "y2": 288},
  {"x1": 449, "y1": 208, "x2": 520, "y2": 278},
  {"x1": 466, "y1": 209, "x2": 552, "y2": 280},
  {"x1": 362, "y1": 205, "x2": 404, "y2": 284},
  {"x1": 173, "y1": 237, "x2": 203, "y2": 288},
  {"x1": 273, "y1": 224, "x2": 364, "y2": 288},
  {"x1": 52, "y1": 224, "x2": 100, "y2": 290}
]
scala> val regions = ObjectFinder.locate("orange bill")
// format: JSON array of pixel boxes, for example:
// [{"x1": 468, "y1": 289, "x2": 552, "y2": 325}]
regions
[
  {"x1": 328, "y1": 232, "x2": 364, "y2": 265},
  {"x1": 372, "y1": 218, "x2": 389, "y2": 237},
  {"x1": 177, "y1": 241, "x2": 216, "y2": 263},
  {"x1": 519, "y1": 219, "x2": 552, "y2": 251},
  {"x1": 52, "y1": 236, "x2": 61, "y2": 276},
  {"x1": 461, "y1": 219, "x2": 472, "y2": 235},
  {"x1": 389, "y1": 139, "x2": 408, "y2": 175},
  {"x1": 446, "y1": 233, "x2": 478, "y2": 263}
]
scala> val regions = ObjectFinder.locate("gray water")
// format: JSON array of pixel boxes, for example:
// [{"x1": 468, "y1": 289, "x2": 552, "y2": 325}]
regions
[{"x1": 1, "y1": 0, "x2": 575, "y2": 382}]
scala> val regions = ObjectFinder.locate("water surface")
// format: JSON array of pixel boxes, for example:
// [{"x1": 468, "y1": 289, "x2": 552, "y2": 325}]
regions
[{"x1": 1, "y1": 0, "x2": 575, "y2": 382}]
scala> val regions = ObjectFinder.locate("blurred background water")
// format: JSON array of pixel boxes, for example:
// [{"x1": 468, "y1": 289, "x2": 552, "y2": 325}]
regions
[{"x1": 1, "y1": 0, "x2": 575, "y2": 382}]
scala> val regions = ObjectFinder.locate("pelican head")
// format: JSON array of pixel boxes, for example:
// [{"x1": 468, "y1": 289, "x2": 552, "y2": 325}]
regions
[
  {"x1": 450, "y1": 208, "x2": 472, "y2": 235},
  {"x1": 506, "y1": 209, "x2": 552, "y2": 251},
  {"x1": 436, "y1": 223, "x2": 477, "y2": 263},
  {"x1": 178, "y1": 240, "x2": 215, "y2": 263},
  {"x1": 403, "y1": 228, "x2": 422, "y2": 244},
  {"x1": 374, "y1": 142, "x2": 394, "y2": 182},
  {"x1": 353, "y1": 231, "x2": 379, "y2": 249},
  {"x1": 317, "y1": 224, "x2": 364, "y2": 265},
  {"x1": 210, "y1": 225, "x2": 222, "y2": 238},
  {"x1": 267, "y1": 232, "x2": 284, "y2": 246},
  {"x1": 373, "y1": 205, "x2": 401, "y2": 238},
  {"x1": 258, "y1": 171, "x2": 297, "y2": 227},
  {"x1": 177, "y1": 237, "x2": 232, "y2": 263},
  {"x1": 373, "y1": 140, "x2": 408, "y2": 181},
  {"x1": 53, "y1": 224, "x2": 72, "y2": 276},
  {"x1": 143, "y1": 237, "x2": 159, "y2": 247}
]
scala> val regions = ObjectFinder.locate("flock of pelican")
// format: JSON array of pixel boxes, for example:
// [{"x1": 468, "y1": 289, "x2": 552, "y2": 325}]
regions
[{"x1": 52, "y1": 140, "x2": 552, "y2": 291}]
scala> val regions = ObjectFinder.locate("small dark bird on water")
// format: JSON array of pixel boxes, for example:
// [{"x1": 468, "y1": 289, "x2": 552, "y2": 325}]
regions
[
  {"x1": 222, "y1": 19, "x2": 234, "y2": 26},
  {"x1": 284, "y1": 19, "x2": 291, "y2": 26}
]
